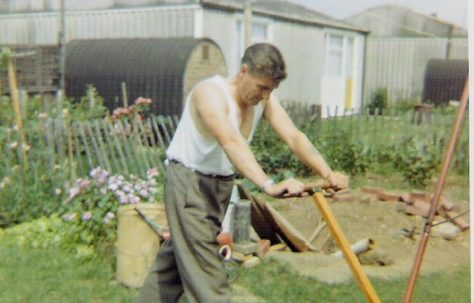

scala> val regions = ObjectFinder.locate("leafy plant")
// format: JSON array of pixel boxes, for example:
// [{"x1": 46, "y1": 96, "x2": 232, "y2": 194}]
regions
[
  {"x1": 59, "y1": 167, "x2": 163, "y2": 253},
  {"x1": 394, "y1": 139, "x2": 441, "y2": 188},
  {"x1": 368, "y1": 88, "x2": 388, "y2": 115},
  {"x1": 0, "y1": 163, "x2": 63, "y2": 228}
]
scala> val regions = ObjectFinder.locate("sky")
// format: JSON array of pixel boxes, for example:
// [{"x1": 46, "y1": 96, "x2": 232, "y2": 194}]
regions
[{"x1": 287, "y1": 0, "x2": 469, "y2": 28}]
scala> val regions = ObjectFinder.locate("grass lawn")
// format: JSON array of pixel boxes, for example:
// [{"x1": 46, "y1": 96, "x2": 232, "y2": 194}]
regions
[
  {"x1": 0, "y1": 241, "x2": 138, "y2": 303},
  {"x1": 238, "y1": 259, "x2": 470, "y2": 303},
  {"x1": 0, "y1": 240, "x2": 469, "y2": 303}
]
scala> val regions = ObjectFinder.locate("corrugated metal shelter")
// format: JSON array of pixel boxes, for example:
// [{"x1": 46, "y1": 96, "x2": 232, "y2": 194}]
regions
[
  {"x1": 422, "y1": 59, "x2": 468, "y2": 105},
  {"x1": 65, "y1": 37, "x2": 226, "y2": 116}
]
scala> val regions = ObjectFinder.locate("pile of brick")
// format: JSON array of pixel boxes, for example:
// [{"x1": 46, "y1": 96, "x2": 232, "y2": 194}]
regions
[{"x1": 361, "y1": 187, "x2": 470, "y2": 232}]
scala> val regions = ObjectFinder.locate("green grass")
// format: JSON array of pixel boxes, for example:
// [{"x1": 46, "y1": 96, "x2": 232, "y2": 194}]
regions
[
  {"x1": 238, "y1": 259, "x2": 470, "y2": 303},
  {"x1": 0, "y1": 241, "x2": 138, "y2": 303},
  {"x1": 1, "y1": 239, "x2": 469, "y2": 303}
]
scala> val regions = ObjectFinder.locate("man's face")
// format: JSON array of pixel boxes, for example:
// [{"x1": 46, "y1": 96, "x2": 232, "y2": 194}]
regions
[{"x1": 240, "y1": 67, "x2": 279, "y2": 106}]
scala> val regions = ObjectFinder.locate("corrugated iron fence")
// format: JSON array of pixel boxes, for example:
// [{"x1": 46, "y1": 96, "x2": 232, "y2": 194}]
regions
[{"x1": 363, "y1": 38, "x2": 468, "y2": 105}]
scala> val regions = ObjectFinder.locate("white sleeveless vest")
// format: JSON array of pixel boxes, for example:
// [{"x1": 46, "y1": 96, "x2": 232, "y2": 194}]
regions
[{"x1": 166, "y1": 75, "x2": 264, "y2": 176}]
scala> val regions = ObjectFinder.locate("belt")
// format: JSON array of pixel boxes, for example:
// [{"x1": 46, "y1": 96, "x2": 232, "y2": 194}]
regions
[{"x1": 166, "y1": 159, "x2": 236, "y2": 180}]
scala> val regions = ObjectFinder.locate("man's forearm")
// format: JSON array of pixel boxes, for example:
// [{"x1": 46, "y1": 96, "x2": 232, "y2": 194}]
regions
[{"x1": 288, "y1": 132, "x2": 333, "y2": 179}]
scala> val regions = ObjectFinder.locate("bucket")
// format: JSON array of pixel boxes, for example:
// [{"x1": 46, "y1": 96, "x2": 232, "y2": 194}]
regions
[{"x1": 116, "y1": 203, "x2": 167, "y2": 288}]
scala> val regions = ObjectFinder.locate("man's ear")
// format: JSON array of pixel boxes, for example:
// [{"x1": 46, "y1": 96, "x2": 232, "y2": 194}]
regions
[{"x1": 240, "y1": 64, "x2": 249, "y2": 74}]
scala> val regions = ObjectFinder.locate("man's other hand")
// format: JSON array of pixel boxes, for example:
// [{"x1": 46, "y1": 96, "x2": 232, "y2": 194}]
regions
[
  {"x1": 263, "y1": 178, "x2": 305, "y2": 198},
  {"x1": 324, "y1": 171, "x2": 349, "y2": 191}
]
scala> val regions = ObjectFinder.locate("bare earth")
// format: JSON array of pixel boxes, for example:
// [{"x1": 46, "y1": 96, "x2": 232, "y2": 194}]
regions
[{"x1": 263, "y1": 188, "x2": 470, "y2": 284}]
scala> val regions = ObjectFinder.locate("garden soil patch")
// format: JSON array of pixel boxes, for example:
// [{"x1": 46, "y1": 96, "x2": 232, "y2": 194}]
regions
[{"x1": 263, "y1": 187, "x2": 470, "y2": 284}]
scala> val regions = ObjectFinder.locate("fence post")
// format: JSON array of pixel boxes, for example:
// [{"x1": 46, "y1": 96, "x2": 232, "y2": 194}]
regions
[{"x1": 121, "y1": 82, "x2": 128, "y2": 108}]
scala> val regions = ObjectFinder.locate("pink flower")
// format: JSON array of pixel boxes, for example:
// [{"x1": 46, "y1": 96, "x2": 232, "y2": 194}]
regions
[
  {"x1": 135, "y1": 97, "x2": 152, "y2": 105},
  {"x1": 147, "y1": 167, "x2": 160, "y2": 179},
  {"x1": 76, "y1": 178, "x2": 91, "y2": 190},
  {"x1": 82, "y1": 211, "x2": 93, "y2": 221},
  {"x1": 68, "y1": 187, "x2": 80, "y2": 199}
]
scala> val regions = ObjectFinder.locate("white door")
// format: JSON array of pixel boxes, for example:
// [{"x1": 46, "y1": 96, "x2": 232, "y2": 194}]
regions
[{"x1": 321, "y1": 33, "x2": 355, "y2": 117}]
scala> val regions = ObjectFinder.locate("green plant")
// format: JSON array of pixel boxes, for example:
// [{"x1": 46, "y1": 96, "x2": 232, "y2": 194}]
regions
[
  {"x1": 59, "y1": 167, "x2": 163, "y2": 253},
  {"x1": 395, "y1": 139, "x2": 441, "y2": 188},
  {"x1": 390, "y1": 97, "x2": 419, "y2": 113},
  {"x1": 368, "y1": 88, "x2": 388, "y2": 115},
  {"x1": 0, "y1": 163, "x2": 63, "y2": 228}
]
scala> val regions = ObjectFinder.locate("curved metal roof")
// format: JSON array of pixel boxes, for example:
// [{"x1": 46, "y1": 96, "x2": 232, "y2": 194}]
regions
[
  {"x1": 66, "y1": 37, "x2": 222, "y2": 115},
  {"x1": 66, "y1": 37, "x2": 210, "y2": 77}
]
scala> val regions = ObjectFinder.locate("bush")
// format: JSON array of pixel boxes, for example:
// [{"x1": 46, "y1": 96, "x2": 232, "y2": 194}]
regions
[
  {"x1": 59, "y1": 167, "x2": 163, "y2": 254},
  {"x1": 368, "y1": 88, "x2": 388, "y2": 115},
  {"x1": 0, "y1": 163, "x2": 63, "y2": 228}
]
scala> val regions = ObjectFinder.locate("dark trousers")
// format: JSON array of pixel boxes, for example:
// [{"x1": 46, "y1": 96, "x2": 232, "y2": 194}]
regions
[{"x1": 139, "y1": 161, "x2": 234, "y2": 303}]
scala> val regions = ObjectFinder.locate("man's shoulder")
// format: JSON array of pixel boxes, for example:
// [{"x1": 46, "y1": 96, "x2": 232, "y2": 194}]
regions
[{"x1": 192, "y1": 76, "x2": 227, "y2": 103}]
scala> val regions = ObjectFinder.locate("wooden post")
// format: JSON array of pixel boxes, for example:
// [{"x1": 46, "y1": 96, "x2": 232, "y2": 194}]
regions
[
  {"x1": 7, "y1": 52, "x2": 29, "y2": 171},
  {"x1": 312, "y1": 192, "x2": 381, "y2": 303},
  {"x1": 64, "y1": 110, "x2": 76, "y2": 181},
  {"x1": 121, "y1": 82, "x2": 128, "y2": 108},
  {"x1": 232, "y1": 199, "x2": 252, "y2": 243},
  {"x1": 87, "y1": 85, "x2": 95, "y2": 108}
]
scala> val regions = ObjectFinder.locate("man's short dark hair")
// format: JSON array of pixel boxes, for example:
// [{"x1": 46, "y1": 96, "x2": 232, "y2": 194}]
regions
[{"x1": 241, "y1": 43, "x2": 287, "y2": 82}]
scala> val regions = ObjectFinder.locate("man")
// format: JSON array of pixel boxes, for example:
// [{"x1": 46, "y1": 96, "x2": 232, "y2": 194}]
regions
[{"x1": 139, "y1": 43, "x2": 348, "y2": 303}]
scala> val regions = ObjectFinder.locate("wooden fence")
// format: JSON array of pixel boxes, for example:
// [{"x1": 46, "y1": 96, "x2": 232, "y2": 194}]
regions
[
  {"x1": 2, "y1": 114, "x2": 179, "y2": 181},
  {"x1": 1, "y1": 104, "x2": 469, "y2": 185}
]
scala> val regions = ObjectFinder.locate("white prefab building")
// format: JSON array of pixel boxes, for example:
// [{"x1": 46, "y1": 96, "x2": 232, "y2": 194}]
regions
[{"x1": 0, "y1": 0, "x2": 368, "y2": 117}]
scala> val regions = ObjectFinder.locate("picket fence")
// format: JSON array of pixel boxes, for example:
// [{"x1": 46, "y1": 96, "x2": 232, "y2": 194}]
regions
[{"x1": 1, "y1": 105, "x2": 469, "y2": 184}]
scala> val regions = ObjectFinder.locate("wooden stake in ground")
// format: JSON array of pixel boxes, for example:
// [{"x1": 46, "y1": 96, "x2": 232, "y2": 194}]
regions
[
  {"x1": 312, "y1": 191, "x2": 381, "y2": 303},
  {"x1": 7, "y1": 50, "x2": 29, "y2": 171}
]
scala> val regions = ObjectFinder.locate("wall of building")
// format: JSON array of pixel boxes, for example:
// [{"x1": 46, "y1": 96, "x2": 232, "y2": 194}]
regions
[{"x1": 0, "y1": 5, "x2": 197, "y2": 45}]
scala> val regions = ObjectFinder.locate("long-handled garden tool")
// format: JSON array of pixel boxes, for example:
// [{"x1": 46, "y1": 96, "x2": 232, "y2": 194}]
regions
[{"x1": 304, "y1": 186, "x2": 381, "y2": 303}]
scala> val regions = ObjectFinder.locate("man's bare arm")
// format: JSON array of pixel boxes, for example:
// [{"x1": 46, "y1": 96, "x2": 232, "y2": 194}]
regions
[
  {"x1": 264, "y1": 94, "x2": 348, "y2": 189},
  {"x1": 192, "y1": 82, "x2": 303, "y2": 196}
]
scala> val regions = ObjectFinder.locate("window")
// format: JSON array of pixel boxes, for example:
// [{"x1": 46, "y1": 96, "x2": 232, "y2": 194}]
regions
[
  {"x1": 325, "y1": 34, "x2": 355, "y2": 79},
  {"x1": 326, "y1": 34, "x2": 344, "y2": 77},
  {"x1": 235, "y1": 20, "x2": 269, "y2": 70}
]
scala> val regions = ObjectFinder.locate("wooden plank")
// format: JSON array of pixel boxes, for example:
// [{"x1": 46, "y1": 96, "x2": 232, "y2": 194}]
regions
[
  {"x1": 94, "y1": 119, "x2": 119, "y2": 174},
  {"x1": 158, "y1": 116, "x2": 172, "y2": 145},
  {"x1": 136, "y1": 118, "x2": 159, "y2": 168},
  {"x1": 77, "y1": 121, "x2": 95, "y2": 172},
  {"x1": 71, "y1": 124, "x2": 85, "y2": 177},
  {"x1": 87, "y1": 120, "x2": 111, "y2": 172},
  {"x1": 236, "y1": 184, "x2": 315, "y2": 252},
  {"x1": 115, "y1": 121, "x2": 137, "y2": 175},
  {"x1": 118, "y1": 120, "x2": 146, "y2": 177},
  {"x1": 102, "y1": 119, "x2": 130, "y2": 174},
  {"x1": 131, "y1": 118, "x2": 152, "y2": 174},
  {"x1": 44, "y1": 118, "x2": 56, "y2": 174},
  {"x1": 150, "y1": 116, "x2": 166, "y2": 149}
]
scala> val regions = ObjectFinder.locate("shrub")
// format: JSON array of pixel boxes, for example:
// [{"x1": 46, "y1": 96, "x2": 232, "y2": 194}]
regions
[
  {"x1": 368, "y1": 88, "x2": 388, "y2": 115},
  {"x1": 0, "y1": 163, "x2": 63, "y2": 228},
  {"x1": 59, "y1": 167, "x2": 163, "y2": 254},
  {"x1": 393, "y1": 139, "x2": 441, "y2": 188}
]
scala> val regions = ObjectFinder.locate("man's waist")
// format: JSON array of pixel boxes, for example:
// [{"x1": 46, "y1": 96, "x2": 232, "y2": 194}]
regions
[{"x1": 166, "y1": 159, "x2": 236, "y2": 180}]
